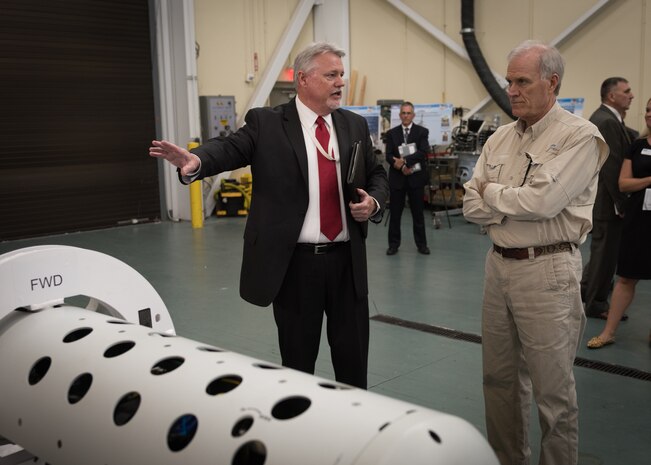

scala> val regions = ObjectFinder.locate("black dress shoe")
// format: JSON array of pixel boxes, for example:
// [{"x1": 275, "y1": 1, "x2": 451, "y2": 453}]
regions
[
  {"x1": 418, "y1": 246, "x2": 430, "y2": 255},
  {"x1": 386, "y1": 247, "x2": 398, "y2": 255}
]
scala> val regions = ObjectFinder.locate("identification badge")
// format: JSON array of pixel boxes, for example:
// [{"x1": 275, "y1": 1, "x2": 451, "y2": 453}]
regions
[
  {"x1": 643, "y1": 189, "x2": 651, "y2": 211},
  {"x1": 641, "y1": 148, "x2": 651, "y2": 156}
]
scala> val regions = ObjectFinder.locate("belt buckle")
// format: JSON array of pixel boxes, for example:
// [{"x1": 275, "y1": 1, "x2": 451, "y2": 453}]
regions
[{"x1": 314, "y1": 244, "x2": 328, "y2": 255}]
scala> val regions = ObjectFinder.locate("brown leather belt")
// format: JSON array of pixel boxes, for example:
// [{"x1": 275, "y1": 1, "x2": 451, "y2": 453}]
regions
[
  {"x1": 493, "y1": 242, "x2": 573, "y2": 260},
  {"x1": 296, "y1": 242, "x2": 349, "y2": 255}
]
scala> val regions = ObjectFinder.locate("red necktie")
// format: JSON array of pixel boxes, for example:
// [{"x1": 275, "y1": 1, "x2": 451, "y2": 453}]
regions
[{"x1": 315, "y1": 116, "x2": 342, "y2": 241}]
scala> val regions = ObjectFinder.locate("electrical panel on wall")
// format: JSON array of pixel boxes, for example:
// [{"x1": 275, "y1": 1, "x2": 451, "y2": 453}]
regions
[{"x1": 199, "y1": 95, "x2": 236, "y2": 142}]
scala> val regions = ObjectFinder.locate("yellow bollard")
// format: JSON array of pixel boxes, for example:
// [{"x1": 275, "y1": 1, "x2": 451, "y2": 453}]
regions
[{"x1": 188, "y1": 141, "x2": 203, "y2": 229}]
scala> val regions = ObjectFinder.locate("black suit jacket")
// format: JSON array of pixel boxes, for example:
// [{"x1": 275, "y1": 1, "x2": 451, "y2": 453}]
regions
[
  {"x1": 189, "y1": 99, "x2": 388, "y2": 307},
  {"x1": 589, "y1": 104, "x2": 631, "y2": 220},
  {"x1": 384, "y1": 123, "x2": 430, "y2": 189}
]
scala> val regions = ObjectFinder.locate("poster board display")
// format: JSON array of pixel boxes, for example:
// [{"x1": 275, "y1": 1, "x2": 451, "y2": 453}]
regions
[
  {"x1": 342, "y1": 105, "x2": 382, "y2": 147},
  {"x1": 557, "y1": 98, "x2": 585, "y2": 117},
  {"x1": 389, "y1": 103, "x2": 454, "y2": 146}
]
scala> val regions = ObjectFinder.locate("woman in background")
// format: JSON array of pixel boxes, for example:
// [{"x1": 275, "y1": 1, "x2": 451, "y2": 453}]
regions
[{"x1": 588, "y1": 97, "x2": 651, "y2": 349}]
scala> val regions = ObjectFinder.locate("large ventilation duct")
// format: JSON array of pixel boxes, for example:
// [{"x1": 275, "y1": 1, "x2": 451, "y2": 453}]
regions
[{"x1": 460, "y1": 0, "x2": 515, "y2": 120}]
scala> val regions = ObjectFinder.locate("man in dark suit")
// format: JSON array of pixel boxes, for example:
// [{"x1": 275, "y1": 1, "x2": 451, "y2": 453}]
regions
[
  {"x1": 385, "y1": 102, "x2": 430, "y2": 255},
  {"x1": 581, "y1": 77, "x2": 635, "y2": 318},
  {"x1": 149, "y1": 42, "x2": 388, "y2": 389}
]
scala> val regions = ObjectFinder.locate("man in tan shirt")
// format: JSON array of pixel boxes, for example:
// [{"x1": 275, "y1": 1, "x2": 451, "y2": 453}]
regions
[{"x1": 463, "y1": 40, "x2": 608, "y2": 465}]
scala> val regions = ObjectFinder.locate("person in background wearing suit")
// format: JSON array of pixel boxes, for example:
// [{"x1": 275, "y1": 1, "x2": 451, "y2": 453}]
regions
[
  {"x1": 581, "y1": 77, "x2": 635, "y2": 319},
  {"x1": 149, "y1": 42, "x2": 389, "y2": 389},
  {"x1": 385, "y1": 102, "x2": 431, "y2": 255},
  {"x1": 587, "y1": 97, "x2": 651, "y2": 349}
]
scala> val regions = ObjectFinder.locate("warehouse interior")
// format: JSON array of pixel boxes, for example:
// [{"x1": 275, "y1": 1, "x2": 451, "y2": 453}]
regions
[{"x1": 1, "y1": 1, "x2": 650, "y2": 464}]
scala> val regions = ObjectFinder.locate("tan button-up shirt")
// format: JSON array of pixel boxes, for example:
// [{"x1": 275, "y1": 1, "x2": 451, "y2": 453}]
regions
[{"x1": 463, "y1": 103, "x2": 609, "y2": 248}]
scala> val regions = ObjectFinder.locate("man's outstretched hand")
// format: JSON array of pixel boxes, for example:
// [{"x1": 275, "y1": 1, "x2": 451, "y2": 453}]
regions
[{"x1": 149, "y1": 140, "x2": 200, "y2": 176}]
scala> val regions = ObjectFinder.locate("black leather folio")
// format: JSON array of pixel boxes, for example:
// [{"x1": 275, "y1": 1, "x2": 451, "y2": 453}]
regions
[{"x1": 346, "y1": 140, "x2": 364, "y2": 202}]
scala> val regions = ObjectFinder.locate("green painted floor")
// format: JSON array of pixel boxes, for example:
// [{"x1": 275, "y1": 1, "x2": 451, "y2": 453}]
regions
[{"x1": 1, "y1": 214, "x2": 649, "y2": 464}]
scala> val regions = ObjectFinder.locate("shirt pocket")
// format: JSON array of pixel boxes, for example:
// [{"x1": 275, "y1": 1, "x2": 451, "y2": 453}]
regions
[
  {"x1": 523, "y1": 150, "x2": 558, "y2": 185},
  {"x1": 484, "y1": 154, "x2": 511, "y2": 183}
]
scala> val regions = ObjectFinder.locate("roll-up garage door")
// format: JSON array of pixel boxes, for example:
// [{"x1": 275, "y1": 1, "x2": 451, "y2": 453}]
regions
[{"x1": 0, "y1": 0, "x2": 160, "y2": 240}]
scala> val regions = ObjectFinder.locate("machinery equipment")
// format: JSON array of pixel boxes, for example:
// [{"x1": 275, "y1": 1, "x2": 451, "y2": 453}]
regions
[
  {"x1": 0, "y1": 245, "x2": 499, "y2": 465},
  {"x1": 451, "y1": 112, "x2": 499, "y2": 185},
  {"x1": 216, "y1": 176, "x2": 251, "y2": 217},
  {"x1": 199, "y1": 95, "x2": 236, "y2": 142}
]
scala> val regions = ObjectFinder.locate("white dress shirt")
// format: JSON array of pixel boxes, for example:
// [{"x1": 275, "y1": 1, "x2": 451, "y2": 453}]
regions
[{"x1": 295, "y1": 96, "x2": 349, "y2": 243}]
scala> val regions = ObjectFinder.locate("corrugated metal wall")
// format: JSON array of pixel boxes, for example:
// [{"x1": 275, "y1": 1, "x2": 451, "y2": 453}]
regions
[{"x1": 0, "y1": 0, "x2": 160, "y2": 240}]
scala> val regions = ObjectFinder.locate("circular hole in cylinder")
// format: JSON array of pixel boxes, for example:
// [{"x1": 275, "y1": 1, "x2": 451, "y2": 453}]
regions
[
  {"x1": 63, "y1": 327, "x2": 93, "y2": 343},
  {"x1": 318, "y1": 382, "x2": 352, "y2": 390},
  {"x1": 271, "y1": 396, "x2": 311, "y2": 420},
  {"x1": 429, "y1": 430, "x2": 442, "y2": 444},
  {"x1": 253, "y1": 363, "x2": 280, "y2": 370},
  {"x1": 68, "y1": 373, "x2": 93, "y2": 404},
  {"x1": 232, "y1": 440, "x2": 266, "y2": 465},
  {"x1": 206, "y1": 375, "x2": 242, "y2": 395},
  {"x1": 103, "y1": 341, "x2": 136, "y2": 358},
  {"x1": 231, "y1": 416, "x2": 254, "y2": 437},
  {"x1": 198, "y1": 346, "x2": 224, "y2": 353},
  {"x1": 151, "y1": 356, "x2": 185, "y2": 375},
  {"x1": 167, "y1": 414, "x2": 198, "y2": 452},
  {"x1": 107, "y1": 320, "x2": 131, "y2": 325},
  {"x1": 28, "y1": 356, "x2": 52, "y2": 385},
  {"x1": 113, "y1": 391, "x2": 142, "y2": 426}
]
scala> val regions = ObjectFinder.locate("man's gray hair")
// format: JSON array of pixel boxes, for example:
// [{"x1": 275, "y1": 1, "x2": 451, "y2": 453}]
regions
[
  {"x1": 293, "y1": 42, "x2": 346, "y2": 88},
  {"x1": 508, "y1": 40, "x2": 565, "y2": 96}
]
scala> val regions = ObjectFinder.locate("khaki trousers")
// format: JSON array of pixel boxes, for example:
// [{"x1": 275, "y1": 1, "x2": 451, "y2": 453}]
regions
[{"x1": 482, "y1": 247, "x2": 585, "y2": 465}]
